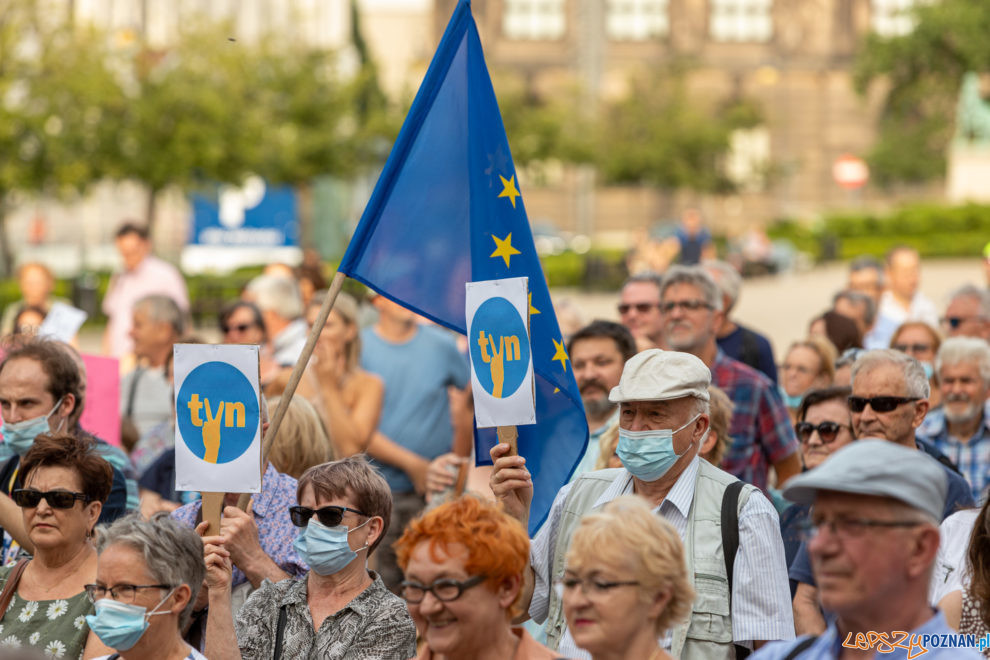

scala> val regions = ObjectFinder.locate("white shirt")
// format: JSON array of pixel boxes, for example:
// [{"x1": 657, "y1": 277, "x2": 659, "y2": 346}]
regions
[
  {"x1": 529, "y1": 457, "x2": 794, "y2": 659},
  {"x1": 930, "y1": 507, "x2": 979, "y2": 605},
  {"x1": 870, "y1": 290, "x2": 940, "y2": 348}
]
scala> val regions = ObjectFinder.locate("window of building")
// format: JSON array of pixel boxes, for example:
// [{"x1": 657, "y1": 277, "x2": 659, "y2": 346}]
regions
[
  {"x1": 709, "y1": 0, "x2": 773, "y2": 43},
  {"x1": 606, "y1": 0, "x2": 669, "y2": 41},
  {"x1": 871, "y1": 0, "x2": 916, "y2": 37},
  {"x1": 502, "y1": 0, "x2": 566, "y2": 40}
]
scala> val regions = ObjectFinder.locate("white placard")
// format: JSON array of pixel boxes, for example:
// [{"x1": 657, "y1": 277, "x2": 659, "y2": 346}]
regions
[
  {"x1": 38, "y1": 302, "x2": 87, "y2": 342},
  {"x1": 466, "y1": 277, "x2": 535, "y2": 427},
  {"x1": 173, "y1": 344, "x2": 262, "y2": 493}
]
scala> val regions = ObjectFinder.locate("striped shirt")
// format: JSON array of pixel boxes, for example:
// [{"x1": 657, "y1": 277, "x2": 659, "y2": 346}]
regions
[{"x1": 529, "y1": 457, "x2": 794, "y2": 659}]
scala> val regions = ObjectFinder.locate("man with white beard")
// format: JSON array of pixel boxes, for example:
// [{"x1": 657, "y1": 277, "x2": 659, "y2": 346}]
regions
[{"x1": 917, "y1": 337, "x2": 990, "y2": 502}]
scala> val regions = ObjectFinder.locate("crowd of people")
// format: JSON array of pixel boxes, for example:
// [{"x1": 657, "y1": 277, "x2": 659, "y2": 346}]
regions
[{"x1": 0, "y1": 221, "x2": 985, "y2": 659}]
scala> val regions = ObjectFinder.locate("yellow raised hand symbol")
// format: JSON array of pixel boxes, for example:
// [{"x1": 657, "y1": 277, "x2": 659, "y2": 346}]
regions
[
  {"x1": 201, "y1": 399, "x2": 225, "y2": 464},
  {"x1": 489, "y1": 335, "x2": 505, "y2": 399}
]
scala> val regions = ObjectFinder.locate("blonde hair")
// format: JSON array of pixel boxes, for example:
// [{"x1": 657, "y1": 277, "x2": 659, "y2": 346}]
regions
[
  {"x1": 310, "y1": 290, "x2": 361, "y2": 372},
  {"x1": 594, "y1": 420, "x2": 620, "y2": 471},
  {"x1": 702, "y1": 385, "x2": 733, "y2": 467},
  {"x1": 786, "y1": 335, "x2": 838, "y2": 383},
  {"x1": 265, "y1": 395, "x2": 335, "y2": 479},
  {"x1": 566, "y1": 496, "x2": 694, "y2": 635}
]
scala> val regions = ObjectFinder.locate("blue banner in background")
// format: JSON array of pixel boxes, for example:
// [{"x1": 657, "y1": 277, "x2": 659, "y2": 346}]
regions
[{"x1": 190, "y1": 177, "x2": 299, "y2": 248}]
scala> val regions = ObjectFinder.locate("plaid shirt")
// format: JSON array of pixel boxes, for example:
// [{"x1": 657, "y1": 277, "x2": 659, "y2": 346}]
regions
[
  {"x1": 917, "y1": 405, "x2": 990, "y2": 503},
  {"x1": 711, "y1": 350, "x2": 799, "y2": 491}
]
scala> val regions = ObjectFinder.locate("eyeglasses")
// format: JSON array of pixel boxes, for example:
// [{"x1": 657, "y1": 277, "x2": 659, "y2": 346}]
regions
[
  {"x1": 555, "y1": 575, "x2": 640, "y2": 600},
  {"x1": 795, "y1": 421, "x2": 850, "y2": 445},
  {"x1": 400, "y1": 575, "x2": 486, "y2": 603},
  {"x1": 12, "y1": 489, "x2": 90, "y2": 509},
  {"x1": 847, "y1": 396, "x2": 919, "y2": 413},
  {"x1": 892, "y1": 343, "x2": 933, "y2": 354},
  {"x1": 800, "y1": 517, "x2": 922, "y2": 542},
  {"x1": 289, "y1": 505, "x2": 368, "y2": 528},
  {"x1": 222, "y1": 322, "x2": 256, "y2": 335},
  {"x1": 782, "y1": 363, "x2": 814, "y2": 375},
  {"x1": 84, "y1": 583, "x2": 172, "y2": 604},
  {"x1": 617, "y1": 302, "x2": 660, "y2": 315},
  {"x1": 660, "y1": 300, "x2": 713, "y2": 314}
]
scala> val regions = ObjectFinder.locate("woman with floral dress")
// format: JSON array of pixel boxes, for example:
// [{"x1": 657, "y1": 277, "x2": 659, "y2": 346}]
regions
[{"x1": 0, "y1": 433, "x2": 115, "y2": 658}]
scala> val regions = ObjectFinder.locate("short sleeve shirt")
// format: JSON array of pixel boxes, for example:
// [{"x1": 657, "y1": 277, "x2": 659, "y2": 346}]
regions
[{"x1": 235, "y1": 573, "x2": 416, "y2": 660}]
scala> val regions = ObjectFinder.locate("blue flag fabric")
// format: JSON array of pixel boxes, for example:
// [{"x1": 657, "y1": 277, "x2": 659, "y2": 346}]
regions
[{"x1": 339, "y1": 0, "x2": 588, "y2": 535}]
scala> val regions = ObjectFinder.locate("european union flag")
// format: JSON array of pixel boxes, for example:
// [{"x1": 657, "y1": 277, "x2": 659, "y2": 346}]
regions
[{"x1": 339, "y1": 0, "x2": 588, "y2": 535}]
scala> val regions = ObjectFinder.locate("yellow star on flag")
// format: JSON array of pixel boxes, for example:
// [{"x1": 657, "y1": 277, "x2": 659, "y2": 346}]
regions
[
  {"x1": 529, "y1": 293, "x2": 540, "y2": 316},
  {"x1": 553, "y1": 387, "x2": 560, "y2": 394},
  {"x1": 551, "y1": 338, "x2": 569, "y2": 371},
  {"x1": 490, "y1": 233, "x2": 521, "y2": 268},
  {"x1": 498, "y1": 174, "x2": 521, "y2": 208}
]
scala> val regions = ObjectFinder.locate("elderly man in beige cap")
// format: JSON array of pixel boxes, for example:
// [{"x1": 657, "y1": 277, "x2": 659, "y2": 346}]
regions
[{"x1": 491, "y1": 349, "x2": 794, "y2": 660}]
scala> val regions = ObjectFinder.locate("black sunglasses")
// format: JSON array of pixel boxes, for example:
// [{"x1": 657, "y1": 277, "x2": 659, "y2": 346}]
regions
[
  {"x1": 847, "y1": 396, "x2": 920, "y2": 413},
  {"x1": 795, "y1": 421, "x2": 850, "y2": 445},
  {"x1": 12, "y1": 488, "x2": 90, "y2": 509},
  {"x1": 289, "y1": 505, "x2": 368, "y2": 528},
  {"x1": 222, "y1": 322, "x2": 256, "y2": 334},
  {"x1": 617, "y1": 302, "x2": 659, "y2": 315}
]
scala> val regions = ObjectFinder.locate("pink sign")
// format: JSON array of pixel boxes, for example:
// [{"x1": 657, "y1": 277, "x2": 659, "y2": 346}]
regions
[{"x1": 80, "y1": 354, "x2": 121, "y2": 447}]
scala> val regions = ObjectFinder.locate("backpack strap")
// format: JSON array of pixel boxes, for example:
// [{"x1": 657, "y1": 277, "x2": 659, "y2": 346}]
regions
[
  {"x1": 720, "y1": 480, "x2": 748, "y2": 660},
  {"x1": 272, "y1": 603, "x2": 289, "y2": 660},
  {"x1": 0, "y1": 559, "x2": 29, "y2": 619},
  {"x1": 782, "y1": 636, "x2": 818, "y2": 660}
]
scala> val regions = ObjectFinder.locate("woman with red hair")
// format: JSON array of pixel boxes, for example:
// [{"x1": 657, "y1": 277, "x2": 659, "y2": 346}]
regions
[{"x1": 395, "y1": 496, "x2": 561, "y2": 660}]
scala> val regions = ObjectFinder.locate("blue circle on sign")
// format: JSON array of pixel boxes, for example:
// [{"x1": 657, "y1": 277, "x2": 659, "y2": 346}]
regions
[
  {"x1": 176, "y1": 362, "x2": 260, "y2": 464},
  {"x1": 469, "y1": 297, "x2": 530, "y2": 399}
]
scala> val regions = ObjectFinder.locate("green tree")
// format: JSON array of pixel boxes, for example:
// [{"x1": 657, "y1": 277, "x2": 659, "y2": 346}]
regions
[
  {"x1": 854, "y1": 0, "x2": 990, "y2": 185},
  {"x1": 0, "y1": 0, "x2": 122, "y2": 274},
  {"x1": 595, "y1": 65, "x2": 761, "y2": 192}
]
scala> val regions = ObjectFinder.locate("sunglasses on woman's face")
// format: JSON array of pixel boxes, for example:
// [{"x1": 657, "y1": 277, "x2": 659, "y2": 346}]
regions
[
  {"x1": 12, "y1": 488, "x2": 90, "y2": 509},
  {"x1": 222, "y1": 322, "x2": 256, "y2": 335},
  {"x1": 794, "y1": 421, "x2": 849, "y2": 445},
  {"x1": 289, "y1": 505, "x2": 368, "y2": 528}
]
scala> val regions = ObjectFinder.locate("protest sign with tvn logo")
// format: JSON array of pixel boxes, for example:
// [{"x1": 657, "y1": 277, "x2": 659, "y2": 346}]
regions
[
  {"x1": 173, "y1": 344, "x2": 262, "y2": 493},
  {"x1": 467, "y1": 277, "x2": 535, "y2": 427}
]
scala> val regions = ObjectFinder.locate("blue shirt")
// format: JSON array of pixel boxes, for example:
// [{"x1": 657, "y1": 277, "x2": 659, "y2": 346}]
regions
[
  {"x1": 717, "y1": 324, "x2": 778, "y2": 385},
  {"x1": 752, "y1": 610, "x2": 982, "y2": 659},
  {"x1": 917, "y1": 405, "x2": 990, "y2": 503},
  {"x1": 361, "y1": 325, "x2": 469, "y2": 493}
]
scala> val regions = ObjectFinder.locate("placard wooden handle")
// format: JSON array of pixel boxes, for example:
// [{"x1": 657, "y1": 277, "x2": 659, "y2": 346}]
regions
[
  {"x1": 201, "y1": 491, "x2": 224, "y2": 537},
  {"x1": 497, "y1": 425, "x2": 518, "y2": 456}
]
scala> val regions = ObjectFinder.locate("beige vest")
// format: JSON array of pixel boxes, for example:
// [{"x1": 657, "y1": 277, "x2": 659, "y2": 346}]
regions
[{"x1": 542, "y1": 462, "x2": 755, "y2": 660}]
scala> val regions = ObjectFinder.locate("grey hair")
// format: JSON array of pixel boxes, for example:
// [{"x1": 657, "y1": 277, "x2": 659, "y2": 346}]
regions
[
  {"x1": 622, "y1": 271, "x2": 663, "y2": 292},
  {"x1": 702, "y1": 260, "x2": 742, "y2": 310},
  {"x1": 134, "y1": 294, "x2": 185, "y2": 336},
  {"x1": 935, "y1": 337, "x2": 990, "y2": 384},
  {"x1": 659, "y1": 265, "x2": 723, "y2": 312},
  {"x1": 849, "y1": 256, "x2": 884, "y2": 284},
  {"x1": 95, "y1": 513, "x2": 205, "y2": 630},
  {"x1": 851, "y1": 349, "x2": 930, "y2": 399},
  {"x1": 245, "y1": 275, "x2": 303, "y2": 320},
  {"x1": 948, "y1": 284, "x2": 990, "y2": 319},
  {"x1": 833, "y1": 289, "x2": 877, "y2": 327}
]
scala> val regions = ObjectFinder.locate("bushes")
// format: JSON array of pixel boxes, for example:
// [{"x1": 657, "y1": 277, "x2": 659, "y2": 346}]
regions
[
  {"x1": 768, "y1": 203, "x2": 990, "y2": 261},
  {"x1": 540, "y1": 249, "x2": 627, "y2": 290}
]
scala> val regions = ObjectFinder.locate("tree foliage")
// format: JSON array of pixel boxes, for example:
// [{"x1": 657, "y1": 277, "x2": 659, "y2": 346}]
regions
[{"x1": 854, "y1": 0, "x2": 990, "y2": 185}]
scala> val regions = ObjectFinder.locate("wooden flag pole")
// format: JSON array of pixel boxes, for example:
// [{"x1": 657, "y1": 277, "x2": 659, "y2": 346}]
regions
[{"x1": 237, "y1": 270, "x2": 348, "y2": 512}]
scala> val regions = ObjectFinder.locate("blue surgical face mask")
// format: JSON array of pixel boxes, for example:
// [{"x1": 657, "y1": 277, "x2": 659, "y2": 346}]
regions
[
  {"x1": 85, "y1": 588, "x2": 175, "y2": 651},
  {"x1": 293, "y1": 517, "x2": 371, "y2": 576},
  {"x1": 2, "y1": 397, "x2": 64, "y2": 456},
  {"x1": 778, "y1": 385, "x2": 804, "y2": 409},
  {"x1": 616, "y1": 414, "x2": 703, "y2": 482},
  {"x1": 921, "y1": 361, "x2": 934, "y2": 380}
]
